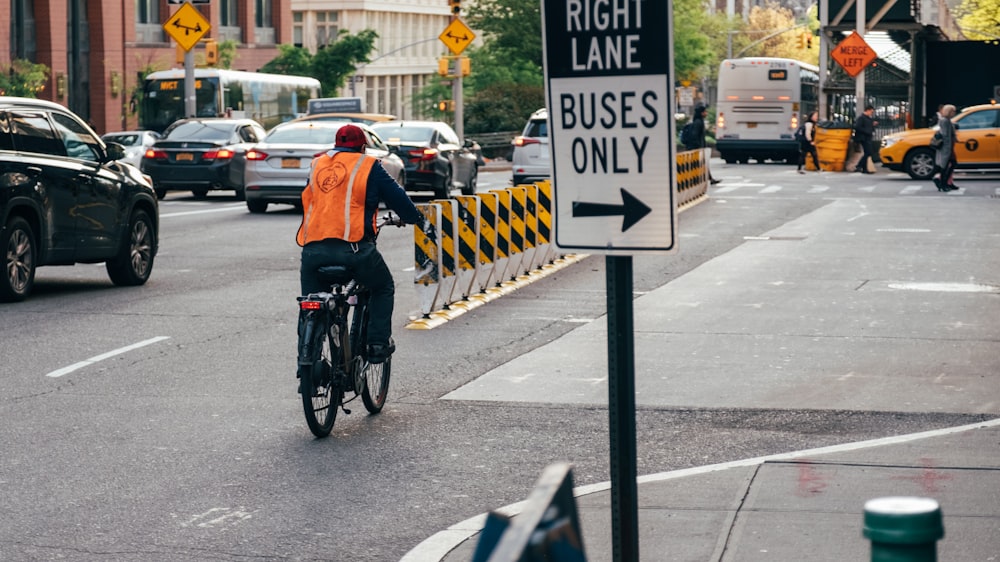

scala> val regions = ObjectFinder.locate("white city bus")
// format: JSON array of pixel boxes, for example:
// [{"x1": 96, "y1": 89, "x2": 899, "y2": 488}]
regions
[
  {"x1": 714, "y1": 57, "x2": 819, "y2": 163},
  {"x1": 140, "y1": 69, "x2": 321, "y2": 133}
]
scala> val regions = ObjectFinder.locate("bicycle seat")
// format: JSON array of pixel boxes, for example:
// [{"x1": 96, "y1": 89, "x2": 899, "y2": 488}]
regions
[{"x1": 317, "y1": 265, "x2": 353, "y2": 285}]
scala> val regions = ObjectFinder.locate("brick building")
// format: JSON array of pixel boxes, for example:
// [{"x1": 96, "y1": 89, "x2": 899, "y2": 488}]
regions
[{"x1": 2, "y1": 0, "x2": 290, "y2": 135}]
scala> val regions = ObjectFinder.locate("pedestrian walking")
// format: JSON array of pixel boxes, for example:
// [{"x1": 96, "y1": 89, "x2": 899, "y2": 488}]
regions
[
  {"x1": 932, "y1": 104, "x2": 959, "y2": 192},
  {"x1": 797, "y1": 111, "x2": 820, "y2": 174},
  {"x1": 852, "y1": 105, "x2": 878, "y2": 174},
  {"x1": 685, "y1": 104, "x2": 721, "y2": 184}
]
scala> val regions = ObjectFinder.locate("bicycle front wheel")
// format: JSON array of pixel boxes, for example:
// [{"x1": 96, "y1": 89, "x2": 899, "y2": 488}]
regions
[
  {"x1": 300, "y1": 323, "x2": 342, "y2": 437},
  {"x1": 361, "y1": 356, "x2": 391, "y2": 413}
]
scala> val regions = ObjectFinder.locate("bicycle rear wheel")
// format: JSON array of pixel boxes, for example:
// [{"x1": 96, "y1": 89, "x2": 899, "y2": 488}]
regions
[
  {"x1": 300, "y1": 320, "x2": 342, "y2": 437},
  {"x1": 361, "y1": 356, "x2": 391, "y2": 413}
]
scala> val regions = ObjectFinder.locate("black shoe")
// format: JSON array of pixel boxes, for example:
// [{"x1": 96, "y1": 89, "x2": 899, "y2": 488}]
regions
[
  {"x1": 367, "y1": 338, "x2": 395, "y2": 364},
  {"x1": 933, "y1": 178, "x2": 943, "y2": 191},
  {"x1": 945, "y1": 184, "x2": 958, "y2": 191},
  {"x1": 710, "y1": 178, "x2": 721, "y2": 185}
]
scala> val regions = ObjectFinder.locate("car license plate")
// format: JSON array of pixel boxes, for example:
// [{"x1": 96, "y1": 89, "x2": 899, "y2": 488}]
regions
[
  {"x1": 175, "y1": 152, "x2": 194, "y2": 161},
  {"x1": 746, "y1": 122, "x2": 758, "y2": 129},
  {"x1": 281, "y1": 158, "x2": 300, "y2": 168}
]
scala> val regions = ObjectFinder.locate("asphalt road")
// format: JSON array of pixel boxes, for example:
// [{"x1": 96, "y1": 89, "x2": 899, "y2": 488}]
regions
[{"x1": 2, "y1": 163, "x2": 997, "y2": 561}]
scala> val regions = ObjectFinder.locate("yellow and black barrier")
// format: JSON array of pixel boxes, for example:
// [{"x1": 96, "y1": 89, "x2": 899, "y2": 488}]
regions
[{"x1": 408, "y1": 157, "x2": 708, "y2": 328}]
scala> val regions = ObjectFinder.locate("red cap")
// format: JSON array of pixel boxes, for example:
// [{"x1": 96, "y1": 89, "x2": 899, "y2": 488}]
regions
[{"x1": 335, "y1": 124, "x2": 367, "y2": 149}]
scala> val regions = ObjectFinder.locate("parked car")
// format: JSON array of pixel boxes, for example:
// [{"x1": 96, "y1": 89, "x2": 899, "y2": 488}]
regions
[
  {"x1": 511, "y1": 108, "x2": 551, "y2": 186},
  {"x1": 0, "y1": 96, "x2": 159, "y2": 302},
  {"x1": 289, "y1": 112, "x2": 397, "y2": 125},
  {"x1": 140, "y1": 118, "x2": 266, "y2": 199},
  {"x1": 243, "y1": 121, "x2": 406, "y2": 213},
  {"x1": 879, "y1": 102, "x2": 1000, "y2": 180},
  {"x1": 370, "y1": 120, "x2": 480, "y2": 198},
  {"x1": 101, "y1": 130, "x2": 161, "y2": 167}
]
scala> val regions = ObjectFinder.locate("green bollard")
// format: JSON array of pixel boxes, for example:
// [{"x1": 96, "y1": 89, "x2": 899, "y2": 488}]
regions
[{"x1": 863, "y1": 497, "x2": 944, "y2": 562}]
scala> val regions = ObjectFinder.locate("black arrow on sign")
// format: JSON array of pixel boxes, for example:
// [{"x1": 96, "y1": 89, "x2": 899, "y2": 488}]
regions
[
  {"x1": 445, "y1": 31, "x2": 469, "y2": 43},
  {"x1": 172, "y1": 20, "x2": 203, "y2": 35},
  {"x1": 572, "y1": 188, "x2": 652, "y2": 232}
]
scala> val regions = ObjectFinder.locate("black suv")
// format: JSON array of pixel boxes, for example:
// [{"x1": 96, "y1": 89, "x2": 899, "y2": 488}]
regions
[{"x1": 0, "y1": 97, "x2": 159, "y2": 302}]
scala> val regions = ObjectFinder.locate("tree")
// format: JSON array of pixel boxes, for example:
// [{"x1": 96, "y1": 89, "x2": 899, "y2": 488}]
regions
[
  {"x1": 466, "y1": 0, "x2": 542, "y2": 69},
  {"x1": 673, "y1": 0, "x2": 717, "y2": 81},
  {"x1": 258, "y1": 30, "x2": 377, "y2": 96},
  {"x1": 311, "y1": 29, "x2": 378, "y2": 96},
  {"x1": 217, "y1": 39, "x2": 239, "y2": 69},
  {"x1": 739, "y1": 2, "x2": 818, "y2": 64},
  {"x1": 259, "y1": 44, "x2": 313, "y2": 76},
  {"x1": 954, "y1": 0, "x2": 1000, "y2": 39},
  {"x1": 0, "y1": 59, "x2": 49, "y2": 97}
]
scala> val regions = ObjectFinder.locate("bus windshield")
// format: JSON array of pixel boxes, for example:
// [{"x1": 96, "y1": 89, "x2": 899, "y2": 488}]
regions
[{"x1": 142, "y1": 78, "x2": 220, "y2": 133}]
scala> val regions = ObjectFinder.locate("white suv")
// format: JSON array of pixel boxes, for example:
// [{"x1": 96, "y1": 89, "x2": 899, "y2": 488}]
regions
[{"x1": 511, "y1": 108, "x2": 550, "y2": 185}]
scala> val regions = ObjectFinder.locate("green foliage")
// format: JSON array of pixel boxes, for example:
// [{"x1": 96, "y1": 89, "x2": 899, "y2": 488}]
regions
[
  {"x1": 218, "y1": 39, "x2": 239, "y2": 70},
  {"x1": 259, "y1": 44, "x2": 313, "y2": 75},
  {"x1": 311, "y1": 29, "x2": 378, "y2": 96},
  {"x1": 466, "y1": 0, "x2": 542, "y2": 68},
  {"x1": 465, "y1": 83, "x2": 544, "y2": 133},
  {"x1": 674, "y1": 0, "x2": 716, "y2": 80},
  {"x1": 0, "y1": 59, "x2": 50, "y2": 97},
  {"x1": 258, "y1": 30, "x2": 376, "y2": 96},
  {"x1": 954, "y1": 0, "x2": 1000, "y2": 39}
]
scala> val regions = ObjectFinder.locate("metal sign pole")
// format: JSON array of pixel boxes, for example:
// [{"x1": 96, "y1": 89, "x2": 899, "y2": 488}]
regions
[
  {"x1": 184, "y1": 49, "x2": 195, "y2": 118},
  {"x1": 606, "y1": 255, "x2": 638, "y2": 561}
]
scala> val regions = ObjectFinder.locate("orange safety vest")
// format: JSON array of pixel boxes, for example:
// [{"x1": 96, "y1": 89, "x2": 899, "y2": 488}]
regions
[{"x1": 296, "y1": 151, "x2": 376, "y2": 246}]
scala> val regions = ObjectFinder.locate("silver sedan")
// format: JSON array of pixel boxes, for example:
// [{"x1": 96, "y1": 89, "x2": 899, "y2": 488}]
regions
[{"x1": 242, "y1": 121, "x2": 406, "y2": 213}]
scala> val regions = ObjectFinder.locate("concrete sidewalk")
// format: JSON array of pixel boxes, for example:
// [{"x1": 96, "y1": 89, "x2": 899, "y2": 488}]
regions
[
  {"x1": 416, "y1": 420, "x2": 1000, "y2": 561},
  {"x1": 402, "y1": 195, "x2": 1000, "y2": 561}
]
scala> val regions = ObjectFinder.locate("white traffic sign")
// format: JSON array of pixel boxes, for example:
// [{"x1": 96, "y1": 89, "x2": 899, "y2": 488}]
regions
[{"x1": 541, "y1": 0, "x2": 676, "y2": 254}]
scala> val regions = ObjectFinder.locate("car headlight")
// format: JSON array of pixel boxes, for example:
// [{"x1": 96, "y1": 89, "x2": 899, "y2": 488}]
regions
[{"x1": 881, "y1": 137, "x2": 899, "y2": 149}]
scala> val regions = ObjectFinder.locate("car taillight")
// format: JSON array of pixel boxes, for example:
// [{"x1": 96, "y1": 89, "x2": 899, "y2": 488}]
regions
[
  {"x1": 203, "y1": 148, "x2": 234, "y2": 161},
  {"x1": 245, "y1": 149, "x2": 268, "y2": 161},
  {"x1": 513, "y1": 136, "x2": 540, "y2": 147},
  {"x1": 299, "y1": 300, "x2": 322, "y2": 311},
  {"x1": 407, "y1": 148, "x2": 438, "y2": 161},
  {"x1": 145, "y1": 148, "x2": 168, "y2": 160}
]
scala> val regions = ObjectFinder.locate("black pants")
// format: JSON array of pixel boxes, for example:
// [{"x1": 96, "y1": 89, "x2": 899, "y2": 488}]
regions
[
  {"x1": 300, "y1": 239, "x2": 395, "y2": 347},
  {"x1": 855, "y1": 139, "x2": 874, "y2": 171},
  {"x1": 798, "y1": 142, "x2": 819, "y2": 170}
]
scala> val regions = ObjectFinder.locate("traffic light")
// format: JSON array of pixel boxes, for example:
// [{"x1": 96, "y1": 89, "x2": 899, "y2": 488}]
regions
[
  {"x1": 796, "y1": 34, "x2": 805, "y2": 49},
  {"x1": 806, "y1": 34, "x2": 813, "y2": 49},
  {"x1": 459, "y1": 56, "x2": 471, "y2": 77},
  {"x1": 449, "y1": 0, "x2": 461, "y2": 15},
  {"x1": 205, "y1": 40, "x2": 218, "y2": 65},
  {"x1": 438, "y1": 57, "x2": 450, "y2": 77},
  {"x1": 437, "y1": 100, "x2": 455, "y2": 112}
]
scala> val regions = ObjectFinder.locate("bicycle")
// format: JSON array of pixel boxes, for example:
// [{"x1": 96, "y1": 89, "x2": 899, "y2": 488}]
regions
[{"x1": 296, "y1": 212, "x2": 405, "y2": 437}]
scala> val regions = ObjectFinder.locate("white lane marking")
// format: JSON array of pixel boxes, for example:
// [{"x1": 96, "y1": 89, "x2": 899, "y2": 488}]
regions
[
  {"x1": 759, "y1": 185, "x2": 783, "y2": 194},
  {"x1": 399, "y1": 417, "x2": 1000, "y2": 562},
  {"x1": 900, "y1": 185, "x2": 923, "y2": 195},
  {"x1": 807, "y1": 186, "x2": 830, "y2": 193},
  {"x1": 160, "y1": 205, "x2": 245, "y2": 218},
  {"x1": 46, "y1": 336, "x2": 171, "y2": 378},
  {"x1": 712, "y1": 185, "x2": 742, "y2": 193}
]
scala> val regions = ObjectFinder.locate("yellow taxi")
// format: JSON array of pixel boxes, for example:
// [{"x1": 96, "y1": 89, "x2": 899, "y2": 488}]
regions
[{"x1": 879, "y1": 102, "x2": 1000, "y2": 179}]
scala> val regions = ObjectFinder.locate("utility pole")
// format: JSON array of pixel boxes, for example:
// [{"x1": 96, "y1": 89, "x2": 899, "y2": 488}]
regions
[{"x1": 450, "y1": 0, "x2": 464, "y2": 142}]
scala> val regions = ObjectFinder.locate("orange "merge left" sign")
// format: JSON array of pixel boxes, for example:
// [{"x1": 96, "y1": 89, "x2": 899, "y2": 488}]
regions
[{"x1": 831, "y1": 31, "x2": 877, "y2": 78}]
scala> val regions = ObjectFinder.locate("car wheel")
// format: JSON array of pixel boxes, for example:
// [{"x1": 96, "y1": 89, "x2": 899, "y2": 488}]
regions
[
  {"x1": 154, "y1": 187, "x2": 167, "y2": 200},
  {"x1": 233, "y1": 188, "x2": 245, "y2": 201},
  {"x1": 247, "y1": 199, "x2": 268, "y2": 214},
  {"x1": 106, "y1": 209, "x2": 155, "y2": 286},
  {"x1": 192, "y1": 188, "x2": 209, "y2": 199},
  {"x1": 1, "y1": 216, "x2": 36, "y2": 302},
  {"x1": 904, "y1": 148, "x2": 936, "y2": 180},
  {"x1": 512, "y1": 175, "x2": 525, "y2": 186},
  {"x1": 461, "y1": 167, "x2": 478, "y2": 195}
]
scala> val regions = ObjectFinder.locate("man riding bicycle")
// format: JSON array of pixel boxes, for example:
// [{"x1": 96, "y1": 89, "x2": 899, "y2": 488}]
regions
[{"x1": 297, "y1": 124, "x2": 425, "y2": 364}]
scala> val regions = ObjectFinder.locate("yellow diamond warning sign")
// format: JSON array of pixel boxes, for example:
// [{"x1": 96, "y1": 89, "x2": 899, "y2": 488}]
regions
[
  {"x1": 164, "y1": 2, "x2": 211, "y2": 52},
  {"x1": 439, "y1": 18, "x2": 475, "y2": 56}
]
